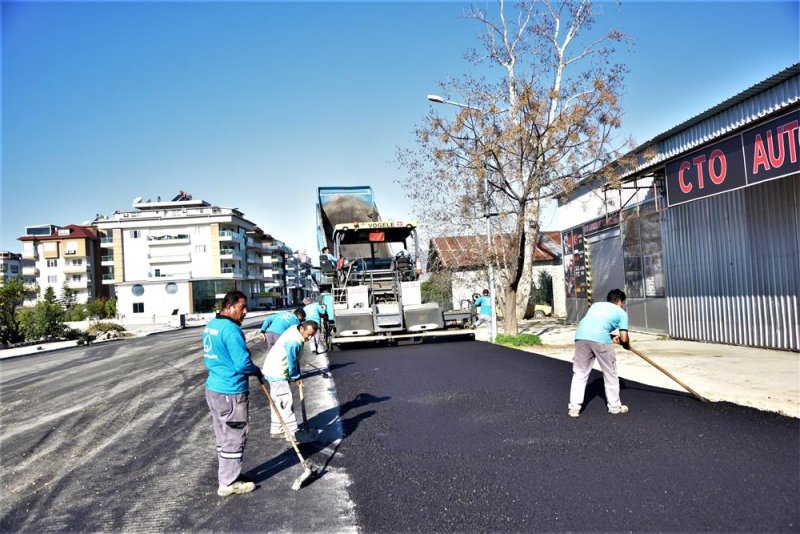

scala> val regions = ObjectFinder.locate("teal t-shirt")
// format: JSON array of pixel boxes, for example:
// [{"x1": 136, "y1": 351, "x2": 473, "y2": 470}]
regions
[
  {"x1": 575, "y1": 302, "x2": 629, "y2": 344},
  {"x1": 474, "y1": 296, "x2": 492, "y2": 316}
]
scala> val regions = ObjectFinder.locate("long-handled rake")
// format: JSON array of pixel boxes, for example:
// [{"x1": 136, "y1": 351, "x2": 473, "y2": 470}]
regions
[
  {"x1": 257, "y1": 376, "x2": 319, "y2": 490},
  {"x1": 629, "y1": 345, "x2": 709, "y2": 403}
]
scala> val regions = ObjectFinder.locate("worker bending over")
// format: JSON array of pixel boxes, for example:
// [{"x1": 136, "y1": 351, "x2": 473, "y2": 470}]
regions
[
  {"x1": 568, "y1": 288, "x2": 631, "y2": 418},
  {"x1": 260, "y1": 308, "x2": 306, "y2": 352},
  {"x1": 262, "y1": 320, "x2": 318, "y2": 442}
]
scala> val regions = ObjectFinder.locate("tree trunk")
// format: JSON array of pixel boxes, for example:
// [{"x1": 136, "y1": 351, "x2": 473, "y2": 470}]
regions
[{"x1": 503, "y1": 286, "x2": 518, "y2": 335}]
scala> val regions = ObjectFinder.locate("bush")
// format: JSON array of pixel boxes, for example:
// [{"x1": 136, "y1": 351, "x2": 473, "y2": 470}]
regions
[
  {"x1": 19, "y1": 287, "x2": 66, "y2": 341},
  {"x1": 87, "y1": 322, "x2": 126, "y2": 336},
  {"x1": 105, "y1": 298, "x2": 117, "y2": 319},
  {"x1": 495, "y1": 333, "x2": 542, "y2": 347},
  {"x1": 66, "y1": 304, "x2": 89, "y2": 322}
]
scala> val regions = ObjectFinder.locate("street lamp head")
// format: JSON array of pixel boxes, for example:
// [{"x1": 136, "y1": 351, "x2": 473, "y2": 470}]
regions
[{"x1": 427, "y1": 94, "x2": 446, "y2": 104}]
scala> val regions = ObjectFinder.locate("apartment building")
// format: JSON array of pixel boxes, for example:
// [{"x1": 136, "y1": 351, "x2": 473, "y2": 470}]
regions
[
  {"x1": 0, "y1": 252, "x2": 22, "y2": 286},
  {"x1": 261, "y1": 235, "x2": 290, "y2": 308},
  {"x1": 92, "y1": 194, "x2": 266, "y2": 318},
  {"x1": 18, "y1": 224, "x2": 107, "y2": 305}
]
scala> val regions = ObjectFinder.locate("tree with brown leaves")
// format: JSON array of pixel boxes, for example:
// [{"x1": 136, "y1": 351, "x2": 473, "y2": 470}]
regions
[{"x1": 398, "y1": 0, "x2": 632, "y2": 334}]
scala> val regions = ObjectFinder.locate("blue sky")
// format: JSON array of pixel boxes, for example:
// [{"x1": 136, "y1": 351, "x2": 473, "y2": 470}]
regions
[{"x1": 2, "y1": 1, "x2": 798, "y2": 255}]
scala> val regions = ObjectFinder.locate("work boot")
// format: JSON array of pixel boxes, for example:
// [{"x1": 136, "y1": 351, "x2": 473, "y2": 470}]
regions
[
  {"x1": 290, "y1": 430, "x2": 316, "y2": 444},
  {"x1": 217, "y1": 480, "x2": 256, "y2": 497},
  {"x1": 568, "y1": 408, "x2": 580, "y2": 418},
  {"x1": 608, "y1": 405, "x2": 629, "y2": 415}
]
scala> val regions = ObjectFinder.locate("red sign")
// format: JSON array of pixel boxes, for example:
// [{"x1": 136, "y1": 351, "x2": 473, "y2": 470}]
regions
[{"x1": 665, "y1": 110, "x2": 799, "y2": 207}]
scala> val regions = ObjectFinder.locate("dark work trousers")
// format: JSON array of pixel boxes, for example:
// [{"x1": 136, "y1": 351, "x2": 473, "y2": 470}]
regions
[
  {"x1": 265, "y1": 332, "x2": 281, "y2": 353},
  {"x1": 205, "y1": 388, "x2": 249, "y2": 486}
]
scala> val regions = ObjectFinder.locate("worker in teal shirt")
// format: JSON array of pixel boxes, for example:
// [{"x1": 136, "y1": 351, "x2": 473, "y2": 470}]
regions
[
  {"x1": 203, "y1": 290, "x2": 262, "y2": 497},
  {"x1": 303, "y1": 297, "x2": 327, "y2": 353},
  {"x1": 568, "y1": 288, "x2": 631, "y2": 418},
  {"x1": 260, "y1": 308, "x2": 305, "y2": 352},
  {"x1": 473, "y1": 289, "x2": 492, "y2": 331}
]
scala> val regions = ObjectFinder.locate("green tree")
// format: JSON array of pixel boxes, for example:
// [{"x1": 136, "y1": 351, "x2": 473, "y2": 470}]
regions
[
  {"x1": 61, "y1": 281, "x2": 77, "y2": 310},
  {"x1": 532, "y1": 270, "x2": 554, "y2": 306},
  {"x1": 21, "y1": 286, "x2": 66, "y2": 341},
  {"x1": 86, "y1": 298, "x2": 106, "y2": 319},
  {"x1": 421, "y1": 272, "x2": 453, "y2": 311},
  {"x1": 104, "y1": 298, "x2": 117, "y2": 319},
  {"x1": 0, "y1": 279, "x2": 27, "y2": 345}
]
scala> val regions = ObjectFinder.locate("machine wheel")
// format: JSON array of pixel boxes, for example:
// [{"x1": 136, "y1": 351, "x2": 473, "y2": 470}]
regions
[{"x1": 533, "y1": 310, "x2": 545, "y2": 319}]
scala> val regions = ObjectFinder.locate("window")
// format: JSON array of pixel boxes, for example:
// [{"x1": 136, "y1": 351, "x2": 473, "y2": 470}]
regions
[
  {"x1": 11, "y1": 265, "x2": 19, "y2": 273},
  {"x1": 71, "y1": 275, "x2": 82, "y2": 282},
  {"x1": 621, "y1": 207, "x2": 665, "y2": 298},
  {"x1": 195, "y1": 245, "x2": 206, "y2": 253},
  {"x1": 133, "y1": 302, "x2": 145, "y2": 313},
  {"x1": 47, "y1": 259, "x2": 57, "y2": 268},
  {"x1": 0, "y1": 264, "x2": 6, "y2": 272},
  {"x1": 132, "y1": 284, "x2": 145, "y2": 296},
  {"x1": 47, "y1": 275, "x2": 58, "y2": 283},
  {"x1": 71, "y1": 259, "x2": 83, "y2": 266},
  {"x1": 165, "y1": 282, "x2": 178, "y2": 294},
  {"x1": 130, "y1": 230, "x2": 141, "y2": 238}
]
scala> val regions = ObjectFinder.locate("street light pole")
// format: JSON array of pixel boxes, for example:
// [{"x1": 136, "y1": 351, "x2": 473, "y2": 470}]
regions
[
  {"x1": 429, "y1": 93, "x2": 500, "y2": 343},
  {"x1": 485, "y1": 176, "x2": 498, "y2": 343}
]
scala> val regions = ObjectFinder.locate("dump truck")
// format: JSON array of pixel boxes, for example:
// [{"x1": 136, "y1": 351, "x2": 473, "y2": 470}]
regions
[{"x1": 315, "y1": 186, "x2": 473, "y2": 346}]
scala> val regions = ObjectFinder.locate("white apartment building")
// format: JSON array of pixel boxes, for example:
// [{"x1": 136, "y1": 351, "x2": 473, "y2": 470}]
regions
[
  {"x1": 92, "y1": 194, "x2": 265, "y2": 319},
  {"x1": 0, "y1": 252, "x2": 22, "y2": 286},
  {"x1": 18, "y1": 224, "x2": 107, "y2": 305}
]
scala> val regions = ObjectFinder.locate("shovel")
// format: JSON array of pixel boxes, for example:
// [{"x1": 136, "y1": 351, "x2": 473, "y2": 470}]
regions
[
  {"x1": 296, "y1": 381, "x2": 319, "y2": 442},
  {"x1": 629, "y1": 345, "x2": 709, "y2": 403},
  {"x1": 257, "y1": 376, "x2": 319, "y2": 490}
]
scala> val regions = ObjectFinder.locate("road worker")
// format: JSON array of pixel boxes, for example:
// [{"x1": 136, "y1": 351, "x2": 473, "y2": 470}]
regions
[
  {"x1": 260, "y1": 308, "x2": 306, "y2": 352},
  {"x1": 262, "y1": 320, "x2": 318, "y2": 442},
  {"x1": 202, "y1": 290, "x2": 263, "y2": 497},
  {"x1": 302, "y1": 297, "x2": 327, "y2": 353},
  {"x1": 568, "y1": 288, "x2": 631, "y2": 418}
]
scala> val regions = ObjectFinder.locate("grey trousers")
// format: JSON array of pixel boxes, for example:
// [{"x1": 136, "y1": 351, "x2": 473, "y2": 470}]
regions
[
  {"x1": 268, "y1": 380, "x2": 298, "y2": 435},
  {"x1": 569, "y1": 340, "x2": 622, "y2": 410},
  {"x1": 205, "y1": 388, "x2": 249, "y2": 486},
  {"x1": 265, "y1": 331, "x2": 280, "y2": 353}
]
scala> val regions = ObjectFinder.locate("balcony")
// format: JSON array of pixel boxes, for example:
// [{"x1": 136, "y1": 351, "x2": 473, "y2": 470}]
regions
[
  {"x1": 220, "y1": 267, "x2": 243, "y2": 278},
  {"x1": 219, "y1": 248, "x2": 242, "y2": 260},
  {"x1": 246, "y1": 238, "x2": 261, "y2": 249},
  {"x1": 247, "y1": 254, "x2": 261, "y2": 264},
  {"x1": 63, "y1": 264, "x2": 90, "y2": 274},
  {"x1": 148, "y1": 271, "x2": 191, "y2": 279},
  {"x1": 149, "y1": 253, "x2": 191, "y2": 264},
  {"x1": 100, "y1": 237, "x2": 114, "y2": 247},
  {"x1": 22, "y1": 266, "x2": 39, "y2": 276},
  {"x1": 66, "y1": 279, "x2": 89, "y2": 289},
  {"x1": 148, "y1": 234, "x2": 190, "y2": 245},
  {"x1": 22, "y1": 250, "x2": 38, "y2": 260},
  {"x1": 102, "y1": 274, "x2": 115, "y2": 284},
  {"x1": 219, "y1": 231, "x2": 242, "y2": 242},
  {"x1": 101, "y1": 255, "x2": 114, "y2": 266},
  {"x1": 24, "y1": 282, "x2": 40, "y2": 293}
]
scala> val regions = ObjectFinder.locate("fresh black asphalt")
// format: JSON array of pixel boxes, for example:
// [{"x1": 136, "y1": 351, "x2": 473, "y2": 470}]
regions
[{"x1": 327, "y1": 339, "x2": 800, "y2": 532}]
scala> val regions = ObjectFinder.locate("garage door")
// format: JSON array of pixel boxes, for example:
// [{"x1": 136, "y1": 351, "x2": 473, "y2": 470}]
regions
[{"x1": 588, "y1": 229, "x2": 624, "y2": 304}]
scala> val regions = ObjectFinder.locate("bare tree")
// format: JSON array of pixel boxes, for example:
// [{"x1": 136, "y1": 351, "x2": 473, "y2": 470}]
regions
[{"x1": 398, "y1": 0, "x2": 632, "y2": 334}]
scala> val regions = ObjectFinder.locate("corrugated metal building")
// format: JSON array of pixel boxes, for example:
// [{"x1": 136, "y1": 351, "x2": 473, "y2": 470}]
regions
[{"x1": 559, "y1": 64, "x2": 799, "y2": 350}]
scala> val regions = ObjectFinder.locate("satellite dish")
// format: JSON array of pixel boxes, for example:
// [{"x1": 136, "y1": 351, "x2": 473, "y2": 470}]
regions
[
  {"x1": 81, "y1": 220, "x2": 91, "y2": 225},
  {"x1": 133, "y1": 196, "x2": 143, "y2": 205}
]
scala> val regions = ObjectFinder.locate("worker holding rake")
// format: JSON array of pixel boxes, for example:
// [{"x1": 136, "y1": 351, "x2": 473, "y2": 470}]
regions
[
  {"x1": 262, "y1": 320, "x2": 319, "y2": 442},
  {"x1": 568, "y1": 288, "x2": 631, "y2": 418}
]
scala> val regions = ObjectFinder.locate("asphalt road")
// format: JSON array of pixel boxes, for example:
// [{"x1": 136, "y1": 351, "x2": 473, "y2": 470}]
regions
[
  {"x1": 0, "y1": 319, "x2": 355, "y2": 533},
  {"x1": 327, "y1": 340, "x2": 800, "y2": 532}
]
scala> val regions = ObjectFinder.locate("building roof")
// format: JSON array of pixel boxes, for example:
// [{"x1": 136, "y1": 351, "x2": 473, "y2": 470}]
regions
[
  {"x1": 429, "y1": 231, "x2": 562, "y2": 270},
  {"x1": 617, "y1": 63, "x2": 800, "y2": 181},
  {"x1": 18, "y1": 224, "x2": 98, "y2": 242}
]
